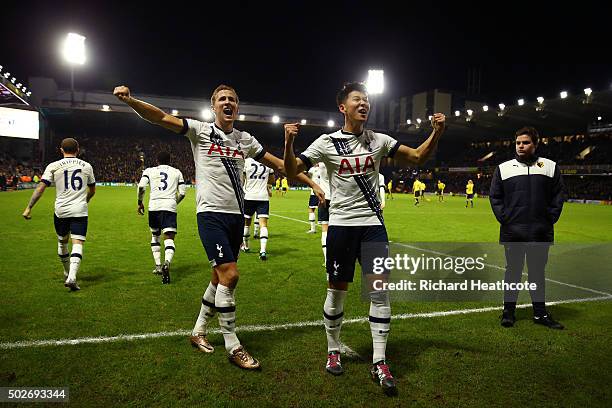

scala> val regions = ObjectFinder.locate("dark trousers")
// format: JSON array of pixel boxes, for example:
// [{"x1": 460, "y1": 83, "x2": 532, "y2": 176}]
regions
[{"x1": 503, "y1": 243, "x2": 550, "y2": 316}]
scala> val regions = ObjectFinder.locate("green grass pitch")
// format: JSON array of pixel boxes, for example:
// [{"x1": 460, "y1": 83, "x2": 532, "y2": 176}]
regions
[{"x1": 1, "y1": 187, "x2": 610, "y2": 406}]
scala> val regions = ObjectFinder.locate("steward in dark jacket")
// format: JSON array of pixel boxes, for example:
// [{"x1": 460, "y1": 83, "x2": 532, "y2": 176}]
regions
[{"x1": 489, "y1": 126, "x2": 565, "y2": 330}]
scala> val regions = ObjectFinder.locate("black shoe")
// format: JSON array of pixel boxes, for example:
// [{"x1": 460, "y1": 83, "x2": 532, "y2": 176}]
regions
[
  {"x1": 500, "y1": 309, "x2": 515, "y2": 327},
  {"x1": 533, "y1": 314, "x2": 564, "y2": 330},
  {"x1": 371, "y1": 360, "x2": 398, "y2": 396},
  {"x1": 161, "y1": 262, "x2": 170, "y2": 284}
]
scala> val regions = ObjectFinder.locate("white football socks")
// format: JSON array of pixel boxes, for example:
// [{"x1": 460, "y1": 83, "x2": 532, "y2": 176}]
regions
[
  {"x1": 192, "y1": 282, "x2": 217, "y2": 336},
  {"x1": 323, "y1": 288, "x2": 347, "y2": 353},
  {"x1": 369, "y1": 291, "x2": 391, "y2": 363},
  {"x1": 67, "y1": 243, "x2": 83, "y2": 282},
  {"x1": 215, "y1": 284, "x2": 241, "y2": 353}
]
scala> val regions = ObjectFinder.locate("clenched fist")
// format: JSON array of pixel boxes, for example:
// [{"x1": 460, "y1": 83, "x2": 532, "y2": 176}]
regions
[
  {"x1": 284, "y1": 123, "x2": 300, "y2": 142},
  {"x1": 431, "y1": 113, "x2": 446, "y2": 132},
  {"x1": 113, "y1": 86, "x2": 131, "y2": 103}
]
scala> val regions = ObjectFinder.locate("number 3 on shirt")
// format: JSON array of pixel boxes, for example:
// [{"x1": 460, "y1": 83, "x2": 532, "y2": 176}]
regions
[{"x1": 159, "y1": 172, "x2": 168, "y2": 190}]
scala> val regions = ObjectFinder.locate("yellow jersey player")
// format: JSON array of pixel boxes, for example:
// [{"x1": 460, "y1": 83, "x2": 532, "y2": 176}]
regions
[
  {"x1": 466, "y1": 179, "x2": 475, "y2": 208},
  {"x1": 437, "y1": 180, "x2": 445, "y2": 202},
  {"x1": 412, "y1": 178, "x2": 422, "y2": 206}
]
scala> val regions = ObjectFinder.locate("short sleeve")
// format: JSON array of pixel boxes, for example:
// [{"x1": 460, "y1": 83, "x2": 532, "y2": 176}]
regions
[
  {"x1": 87, "y1": 164, "x2": 96, "y2": 186},
  {"x1": 298, "y1": 136, "x2": 327, "y2": 171},
  {"x1": 178, "y1": 170, "x2": 187, "y2": 195},
  {"x1": 41, "y1": 163, "x2": 54, "y2": 186},
  {"x1": 378, "y1": 132, "x2": 400, "y2": 158},
  {"x1": 245, "y1": 133, "x2": 265, "y2": 160},
  {"x1": 138, "y1": 169, "x2": 149, "y2": 188},
  {"x1": 181, "y1": 118, "x2": 209, "y2": 144}
]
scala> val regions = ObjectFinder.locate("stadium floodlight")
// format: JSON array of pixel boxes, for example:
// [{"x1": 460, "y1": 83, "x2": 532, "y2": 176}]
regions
[
  {"x1": 416, "y1": 118, "x2": 422, "y2": 124},
  {"x1": 0, "y1": 65, "x2": 2, "y2": 72},
  {"x1": 406, "y1": 119, "x2": 411, "y2": 125},
  {"x1": 4, "y1": 72, "x2": 10, "y2": 78},
  {"x1": 584, "y1": 88, "x2": 592, "y2": 96},
  {"x1": 101, "y1": 104, "x2": 110, "y2": 111},
  {"x1": 11, "y1": 77, "x2": 16, "y2": 83},
  {"x1": 16, "y1": 83, "x2": 22, "y2": 89},
  {"x1": 597, "y1": 116, "x2": 602, "y2": 121},
  {"x1": 428, "y1": 115, "x2": 433, "y2": 120},
  {"x1": 366, "y1": 69, "x2": 384, "y2": 95},
  {"x1": 466, "y1": 109, "x2": 473, "y2": 116},
  {"x1": 172, "y1": 109, "x2": 179, "y2": 116},
  {"x1": 238, "y1": 114, "x2": 245, "y2": 121},
  {"x1": 537, "y1": 96, "x2": 544, "y2": 104},
  {"x1": 518, "y1": 98, "x2": 525, "y2": 106},
  {"x1": 560, "y1": 91, "x2": 568, "y2": 99},
  {"x1": 63, "y1": 33, "x2": 86, "y2": 106},
  {"x1": 454, "y1": 110, "x2": 460, "y2": 117},
  {"x1": 22, "y1": 87, "x2": 27, "y2": 92},
  {"x1": 272, "y1": 115, "x2": 280, "y2": 123},
  {"x1": 26, "y1": 91, "x2": 32, "y2": 96},
  {"x1": 327, "y1": 120, "x2": 335, "y2": 127},
  {"x1": 300, "y1": 119, "x2": 307, "y2": 125},
  {"x1": 63, "y1": 33, "x2": 86, "y2": 65},
  {"x1": 201, "y1": 108, "x2": 214, "y2": 122},
  {"x1": 482, "y1": 105, "x2": 489, "y2": 112},
  {"x1": 498, "y1": 103, "x2": 505, "y2": 110}
]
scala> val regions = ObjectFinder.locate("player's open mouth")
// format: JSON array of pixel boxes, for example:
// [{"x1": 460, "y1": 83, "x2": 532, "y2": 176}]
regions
[
  {"x1": 358, "y1": 108, "x2": 368, "y2": 114},
  {"x1": 223, "y1": 107, "x2": 233, "y2": 115}
]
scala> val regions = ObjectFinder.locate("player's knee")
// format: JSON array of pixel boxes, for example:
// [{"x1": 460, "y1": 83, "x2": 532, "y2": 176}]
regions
[
  {"x1": 216, "y1": 263, "x2": 239, "y2": 287},
  {"x1": 328, "y1": 281, "x2": 349, "y2": 291}
]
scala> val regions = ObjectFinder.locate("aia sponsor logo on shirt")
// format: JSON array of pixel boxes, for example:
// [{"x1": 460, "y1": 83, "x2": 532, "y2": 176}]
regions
[
  {"x1": 338, "y1": 156, "x2": 375, "y2": 175},
  {"x1": 207, "y1": 144, "x2": 245, "y2": 158}
]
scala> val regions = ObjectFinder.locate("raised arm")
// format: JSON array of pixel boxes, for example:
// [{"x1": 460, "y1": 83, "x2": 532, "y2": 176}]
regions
[
  {"x1": 113, "y1": 86, "x2": 184, "y2": 133},
  {"x1": 394, "y1": 113, "x2": 446, "y2": 166},
  {"x1": 283, "y1": 123, "x2": 308, "y2": 178}
]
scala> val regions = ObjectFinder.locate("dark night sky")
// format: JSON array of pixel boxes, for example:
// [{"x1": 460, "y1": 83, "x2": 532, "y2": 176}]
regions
[{"x1": 3, "y1": 1, "x2": 610, "y2": 111}]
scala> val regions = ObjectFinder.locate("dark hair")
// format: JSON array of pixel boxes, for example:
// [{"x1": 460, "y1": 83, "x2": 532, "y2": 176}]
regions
[
  {"x1": 515, "y1": 126, "x2": 539, "y2": 145},
  {"x1": 157, "y1": 151, "x2": 171, "y2": 165},
  {"x1": 211, "y1": 84, "x2": 239, "y2": 105},
  {"x1": 61, "y1": 138, "x2": 79, "y2": 154},
  {"x1": 336, "y1": 82, "x2": 368, "y2": 106}
]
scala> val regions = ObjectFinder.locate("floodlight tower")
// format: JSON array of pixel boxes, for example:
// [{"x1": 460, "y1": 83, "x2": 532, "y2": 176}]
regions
[
  {"x1": 366, "y1": 69, "x2": 384, "y2": 128},
  {"x1": 62, "y1": 33, "x2": 86, "y2": 106}
]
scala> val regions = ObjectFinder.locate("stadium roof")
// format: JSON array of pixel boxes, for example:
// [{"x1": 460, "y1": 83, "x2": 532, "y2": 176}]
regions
[{"x1": 400, "y1": 90, "x2": 612, "y2": 141}]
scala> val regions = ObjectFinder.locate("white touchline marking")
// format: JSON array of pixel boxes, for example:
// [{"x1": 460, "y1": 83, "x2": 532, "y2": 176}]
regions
[
  {"x1": 1, "y1": 296, "x2": 610, "y2": 350},
  {"x1": 270, "y1": 213, "x2": 612, "y2": 297},
  {"x1": 269, "y1": 213, "x2": 311, "y2": 224}
]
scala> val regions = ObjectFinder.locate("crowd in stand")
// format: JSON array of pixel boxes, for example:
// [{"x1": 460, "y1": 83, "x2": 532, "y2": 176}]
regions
[
  {"x1": 2, "y1": 132, "x2": 611, "y2": 200},
  {"x1": 0, "y1": 151, "x2": 43, "y2": 191},
  {"x1": 438, "y1": 133, "x2": 612, "y2": 167}
]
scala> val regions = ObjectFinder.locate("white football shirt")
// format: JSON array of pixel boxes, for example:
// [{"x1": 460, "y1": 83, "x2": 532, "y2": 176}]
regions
[
  {"x1": 138, "y1": 165, "x2": 186, "y2": 212},
  {"x1": 181, "y1": 119, "x2": 265, "y2": 214},
  {"x1": 299, "y1": 129, "x2": 399, "y2": 226},
  {"x1": 41, "y1": 157, "x2": 96, "y2": 218},
  {"x1": 311, "y1": 162, "x2": 331, "y2": 198},
  {"x1": 243, "y1": 158, "x2": 273, "y2": 201}
]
